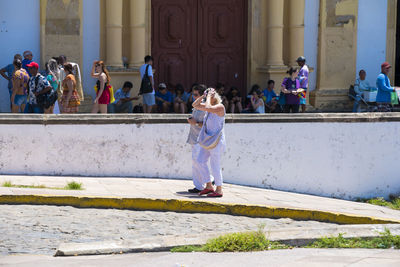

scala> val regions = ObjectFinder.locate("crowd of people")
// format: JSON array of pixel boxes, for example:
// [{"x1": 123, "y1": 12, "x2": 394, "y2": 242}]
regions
[
  {"x1": 1, "y1": 52, "x2": 397, "y2": 115},
  {"x1": 0, "y1": 51, "x2": 84, "y2": 114},
  {"x1": 134, "y1": 56, "x2": 310, "y2": 115}
]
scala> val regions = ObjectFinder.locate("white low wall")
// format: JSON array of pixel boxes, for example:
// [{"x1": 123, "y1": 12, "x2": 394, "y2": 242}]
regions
[{"x1": 1, "y1": 114, "x2": 399, "y2": 200}]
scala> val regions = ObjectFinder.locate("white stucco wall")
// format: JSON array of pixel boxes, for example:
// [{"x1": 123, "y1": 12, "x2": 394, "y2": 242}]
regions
[
  {"x1": 356, "y1": 0, "x2": 388, "y2": 85},
  {"x1": 0, "y1": 0, "x2": 40, "y2": 112},
  {"x1": 83, "y1": 0, "x2": 100, "y2": 100},
  {"x1": 304, "y1": 0, "x2": 320, "y2": 92},
  {"x1": 0, "y1": 121, "x2": 399, "y2": 200}
]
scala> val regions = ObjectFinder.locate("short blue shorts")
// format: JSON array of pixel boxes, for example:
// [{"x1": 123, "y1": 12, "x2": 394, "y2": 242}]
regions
[
  {"x1": 14, "y1": 94, "x2": 27, "y2": 106},
  {"x1": 143, "y1": 93, "x2": 155, "y2": 106}
]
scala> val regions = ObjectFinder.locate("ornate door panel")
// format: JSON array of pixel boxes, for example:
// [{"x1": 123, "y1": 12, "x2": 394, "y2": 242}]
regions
[
  {"x1": 197, "y1": 0, "x2": 247, "y2": 92},
  {"x1": 152, "y1": 0, "x2": 247, "y2": 92},
  {"x1": 151, "y1": 0, "x2": 197, "y2": 89}
]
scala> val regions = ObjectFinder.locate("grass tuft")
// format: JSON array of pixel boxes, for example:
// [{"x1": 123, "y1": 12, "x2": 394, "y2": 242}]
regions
[
  {"x1": 307, "y1": 229, "x2": 400, "y2": 249},
  {"x1": 2, "y1": 181, "x2": 13, "y2": 187},
  {"x1": 171, "y1": 225, "x2": 289, "y2": 253},
  {"x1": 65, "y1": 181, "x2": 83, "y2": 190},
  {"x1": 171, "y1": 228, "x2": 400, "y2": 253},
  {"x1": 358, "y1": 197, "x2": 400, "y2": 210},
  {"x1": 1, "y1": 180, "x2": 83, "y2": 191}
]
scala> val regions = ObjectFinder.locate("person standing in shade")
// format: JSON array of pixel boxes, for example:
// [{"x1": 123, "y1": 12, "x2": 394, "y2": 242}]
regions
[
  {"x1": 22, "y1": 51, "x2": 33, "y2": 75},
  {"x1": 61, "y1": 63, "x2": 80, "y2": 114},
  {"x1": 1, "y1": 54, "x2": 22, "y2": 101},
  {"x1": 11, "y1": 59, "x2": 29, "y2": 113},
  {"x1": 25, "y1": 62, "x2": 52, "y2": 114},
  {"x1": 140, "y1": 55, "x2": 155, "y2": 113},
  {"x1": 376, "y1": 62, "x2": 396, "y2": 112},
  {"x1": 193, "y1": 88, "x2": 226, "y2": 198},
  {"x1": 44, "y1": 59, "x2": 60, "y2": 114},
  {"x1": 187, "y1": 84, "x2": 207, "y2": 193},
  {"x1": 281, "y1": 67, "x2": 302, "y2": 113},
  {"x1": 297, "y1": 56, "x2": 309, "y2": 113}
]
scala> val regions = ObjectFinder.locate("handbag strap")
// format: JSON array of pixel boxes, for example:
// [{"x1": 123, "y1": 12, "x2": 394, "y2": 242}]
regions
[{"x1": 144, "y1": 64, "x2": 150, "y2": 79}]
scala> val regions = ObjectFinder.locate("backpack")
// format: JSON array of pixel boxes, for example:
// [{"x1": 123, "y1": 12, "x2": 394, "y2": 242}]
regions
[
  {"x1": 35, "y1": 75, "x2": 57, "y2": 108},
  {"x1": 139, "y1": 64, "x2": 153, "y2": 95}
]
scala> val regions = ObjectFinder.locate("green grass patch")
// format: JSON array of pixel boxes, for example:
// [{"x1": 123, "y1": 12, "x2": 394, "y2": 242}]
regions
[
  {"x1": 171, "y1": 228, "x2": 400, "y2": 253},
  {"x1": 1, "y1": 180, "x2": 83, "y2": 191},
  {"x1": 171, "y1": 225, "x2": 290, "y2": 253},
  {"x1": 358, "y1": 197, "x2": 400, "y2": 210},
  {"x1": 64, "y1": 181, "x2": 83, "y2": 190},
  {"x1": 2, "y1": 181, "x2": 13, "y2": 187},
  {"x1": 307, "y1": 229, "x2": 400, "y2": 249}
]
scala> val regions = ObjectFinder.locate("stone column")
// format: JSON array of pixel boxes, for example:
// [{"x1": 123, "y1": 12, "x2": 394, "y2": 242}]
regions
[
  {"x1": 288, "y1": 0, "x2": 305, "y2": 63},
  {"x1": 129, "y1": 0, "x2": 146, "y2": 67},
  {"x1": 106, "y1": 0, "x2": 123, "y2": 67},
  {"x1": 266, "y1": 0, "x2": 284, "y2": 66}
]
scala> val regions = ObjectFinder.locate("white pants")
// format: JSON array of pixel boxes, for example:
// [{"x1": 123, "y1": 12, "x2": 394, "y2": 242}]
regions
[
  {"x1": 192, "y1": 144, "x2": 204, "y2": 190},
  {"x1": 197, "y1": 143, "x2": 224, "y2": 186}
]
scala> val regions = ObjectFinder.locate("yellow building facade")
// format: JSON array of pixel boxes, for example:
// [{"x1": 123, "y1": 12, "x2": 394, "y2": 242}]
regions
[{"x1": 35, "y1": 0, "x2": 398, "y2": 111}]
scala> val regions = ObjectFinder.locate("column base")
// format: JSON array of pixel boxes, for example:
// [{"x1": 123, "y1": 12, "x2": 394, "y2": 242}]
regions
[
  {"x1": 309, "y1": 88, "x2": 353, "y2": 112},
  {"x1": 257, "y1": 65, "x2": 289, "y2": 87}
]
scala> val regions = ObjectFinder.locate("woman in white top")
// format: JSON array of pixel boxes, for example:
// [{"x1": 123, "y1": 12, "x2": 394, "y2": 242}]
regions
[
  {"x1": 251, "y1": 89, "x2": 265, "y2": 114},
  {"x1": 192, "y1": 88, "x2": 226, "y2": 197}
]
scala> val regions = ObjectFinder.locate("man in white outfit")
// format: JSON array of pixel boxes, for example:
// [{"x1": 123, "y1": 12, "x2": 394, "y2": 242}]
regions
[{"x1": 186, "y1": 84, "x2": 207, "y2": 193}]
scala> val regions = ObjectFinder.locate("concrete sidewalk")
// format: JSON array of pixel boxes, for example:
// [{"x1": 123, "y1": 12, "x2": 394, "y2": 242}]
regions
[
  {"x1": 2, "y1": 249, "x2": 400, "y2": 267},
  {"x1": 0, "y1": 175, "x2": 399, "y2": 224}
]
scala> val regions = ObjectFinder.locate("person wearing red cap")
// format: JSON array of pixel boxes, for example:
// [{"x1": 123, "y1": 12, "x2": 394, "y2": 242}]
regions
[
  {"x1": 24, "y1": 62, "x2": 52, "y2": 113},
  {"x1": 376, "y1": 62, "x2": 396, "y2": 112}
]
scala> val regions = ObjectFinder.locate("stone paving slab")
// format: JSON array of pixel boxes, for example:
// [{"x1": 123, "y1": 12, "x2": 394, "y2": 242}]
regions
[{"x1": 0, "y1": 175, "x2": 400, "y2": 224}]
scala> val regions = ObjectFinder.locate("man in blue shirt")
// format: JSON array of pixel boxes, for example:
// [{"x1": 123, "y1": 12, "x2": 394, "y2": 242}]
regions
[
  {"x1": 0, "y1": 54, "x2": 22, "y2": 99},
  {"x1": 262, "y1": 80, "x2": 278, "y2": 112},
  {"x1": 108, "y1": 81, "x2": 139, "y2": 113},
  {"x1": 139, "y1": 55, "x2": 155, "y2": 113},
  {"x1": 155, "y1": 83, "x2": 173, "y2": 113},
  {"x1": 376, "y1": 62, "x2": 396, "y2": 112}
]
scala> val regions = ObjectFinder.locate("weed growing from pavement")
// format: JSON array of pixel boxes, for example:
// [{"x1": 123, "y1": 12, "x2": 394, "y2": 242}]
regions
[
  {"x1": 171, "y1": 228, "x2": 400, "y2": 253},
  {"x1": 65, "y1": 181, "x2": 83, "y2": 190},
  {"x1": 359, "y1": 197, "x2": 400, "y2": 210},
  {"x1": 1, "y1": 180, "x2": 84, "y2": 191},
  {"x1": 171, "y1": 225, "x2": 289, "y2": 253},
  {"x1": 307, "y1": 229, "x2": 400, "y2": 249}
]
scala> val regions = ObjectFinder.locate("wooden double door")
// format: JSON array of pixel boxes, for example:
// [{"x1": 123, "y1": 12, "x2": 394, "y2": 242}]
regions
[{"x1": 152, "y1": 0, "x2": 247, "y2": 94}]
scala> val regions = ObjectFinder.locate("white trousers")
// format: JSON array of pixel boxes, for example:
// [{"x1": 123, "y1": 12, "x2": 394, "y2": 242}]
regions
[
  {"x1": 191, "y1": 144, "x2": 204, "y2": 190},
  {"x1": 197, "y1": 143, "x2": 224, "y2": 186}
]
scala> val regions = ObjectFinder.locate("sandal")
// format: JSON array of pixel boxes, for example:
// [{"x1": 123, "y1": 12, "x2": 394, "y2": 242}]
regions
[
  {"x1": 207, "y1": 192, "x2": 223, "y2": 198},
  {"x1": 199, "y1": 188, "x2": 214, "y2": 195}
]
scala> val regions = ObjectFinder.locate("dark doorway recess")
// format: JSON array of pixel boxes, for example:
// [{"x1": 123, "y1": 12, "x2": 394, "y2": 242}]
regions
[{"x1": 152, "y1": 0, "x2": 248, "y2": 95}]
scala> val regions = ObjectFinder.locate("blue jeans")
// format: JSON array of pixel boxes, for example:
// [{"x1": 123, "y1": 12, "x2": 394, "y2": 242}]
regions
[
  {"x1": 352, "y1": 95, "x2": 361, "y2": 113},
  {"x1": 24, "y1": 103, "x2": 44, "y2": 114}
]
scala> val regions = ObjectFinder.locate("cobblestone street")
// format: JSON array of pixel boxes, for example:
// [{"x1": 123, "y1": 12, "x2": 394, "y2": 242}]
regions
[{"x1": 0, "y1": 205, "x2": 336, "y2": 255}]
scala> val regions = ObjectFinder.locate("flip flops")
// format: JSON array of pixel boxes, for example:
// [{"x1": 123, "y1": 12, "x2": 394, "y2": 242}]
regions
[
  {"x1": 207, "y1": 192, "x2": 223, "y2": 198},
  {"x1": 199, "y1": 188, "x2": 214, "y2": 195}
]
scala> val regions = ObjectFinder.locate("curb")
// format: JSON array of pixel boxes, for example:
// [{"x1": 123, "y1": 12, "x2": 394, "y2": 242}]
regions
[{"x1": 0, "y1": 194, "x2": 399, "y2": 225}]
